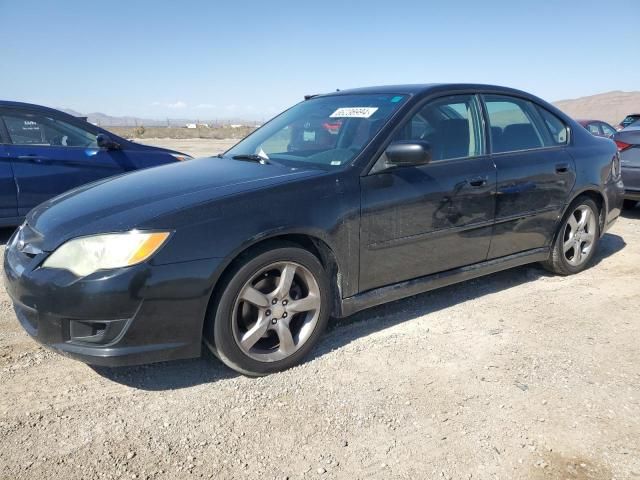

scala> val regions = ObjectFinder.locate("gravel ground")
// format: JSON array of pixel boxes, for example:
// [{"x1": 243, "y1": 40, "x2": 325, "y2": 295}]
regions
[
  {"x1": 132, "y1": 138, "x2": 239, "y2": 158},
  {"x1": 1, "y1": 206, "x2": 640, "y2": 479}
]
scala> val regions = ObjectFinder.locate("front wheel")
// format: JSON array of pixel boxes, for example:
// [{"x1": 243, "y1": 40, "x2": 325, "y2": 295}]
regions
[
  {"x1": 205, "y1": 245, "x2": 330, "y2": 376},
  {"x1": 543, "y1": 197, "x2": 600, "y2": 275}
]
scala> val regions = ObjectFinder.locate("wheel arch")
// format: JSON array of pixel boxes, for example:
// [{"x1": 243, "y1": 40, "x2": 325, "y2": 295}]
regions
[
  {"x1": 201, "y1": 231, "x2": 345, "y2": 340},
  {"x1": 556, "y1": 187, "x2": 606, "y2": 242}
]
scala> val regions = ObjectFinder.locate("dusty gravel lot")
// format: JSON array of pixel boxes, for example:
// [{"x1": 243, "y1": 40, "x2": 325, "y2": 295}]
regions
[
  {"x1": 1, "y1": 176, "x2": 639, "y2": 479},
  {"x1": 133, "y1": 138, "x2": 239, "y2": 158}
]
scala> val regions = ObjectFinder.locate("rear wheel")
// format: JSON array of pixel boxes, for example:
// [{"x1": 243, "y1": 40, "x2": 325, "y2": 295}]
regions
[
  {"x1": 543, "y1": 197, "x2": 600, "y2": 275},
  {"x1": 623, "y1": 199, "x2": 638, "y2": 209},
  {"x1": 205, "y1": 245, "x2": 330, "y2": 376}
]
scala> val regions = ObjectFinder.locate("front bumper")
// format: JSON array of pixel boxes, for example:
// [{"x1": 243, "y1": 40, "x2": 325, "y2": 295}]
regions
[{"x1": 3, "y1": 230, "x2": 222, "y2": 366}]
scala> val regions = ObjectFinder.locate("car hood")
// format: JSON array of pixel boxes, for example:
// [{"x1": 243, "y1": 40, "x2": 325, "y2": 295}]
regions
[{"x1": 26, "y1": 157, "x2": 323, "y2": 251}]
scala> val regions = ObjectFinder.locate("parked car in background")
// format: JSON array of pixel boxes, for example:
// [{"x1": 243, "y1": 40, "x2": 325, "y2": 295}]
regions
[
  {"x1": 616, "y1": 114, "x2": 640, "y2": 131},
  {"x1": 614, "y1": 123, "x2": 640, "y2": 208},
  {"x1": 577, "y1": 119, "x2": 617, "y2": 138},
  {"x1": 4, "y1": 84, "x2": 624, "y2": 376},
  {"x1": 0, "y1": 101, "x2": 191, "y2": 227}
]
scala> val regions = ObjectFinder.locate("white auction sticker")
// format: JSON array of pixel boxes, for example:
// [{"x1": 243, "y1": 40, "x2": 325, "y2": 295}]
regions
[{"x1": 330, "y1": 107, "x2": 378, "y2": 118}]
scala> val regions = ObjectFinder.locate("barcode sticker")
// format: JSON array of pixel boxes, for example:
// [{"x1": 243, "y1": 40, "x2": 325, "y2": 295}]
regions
[{"x1": 330, "y1": 107, "x2": 378, "y2": 118}]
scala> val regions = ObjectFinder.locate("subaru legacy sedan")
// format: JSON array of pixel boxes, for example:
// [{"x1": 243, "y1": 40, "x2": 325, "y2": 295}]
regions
[
  {"x1": 0, "y1": 101, "x2": 191, "y2": 226},
  {"x1": 4, "y1": 84, "x2": 624, "y2": 376}
]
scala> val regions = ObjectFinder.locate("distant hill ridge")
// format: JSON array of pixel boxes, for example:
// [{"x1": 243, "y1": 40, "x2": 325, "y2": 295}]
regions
[
  {"x1": 58, "y1": 90, "x2": 640, "y2": 127},
  {"x1": 552, "y1": 90, "x2": 640, "y2": 125},
  {"x1": 59, "y1": 108, "x2": 256, "y2": 127}
]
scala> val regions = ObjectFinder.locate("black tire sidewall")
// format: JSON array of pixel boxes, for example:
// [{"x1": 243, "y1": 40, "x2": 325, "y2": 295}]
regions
[
  {"x1": 554, "y1": 197, "x2": 600, "y2": 274},
  {"x1": 210, "y1": 247, "x2": 330, "y2": 376}
]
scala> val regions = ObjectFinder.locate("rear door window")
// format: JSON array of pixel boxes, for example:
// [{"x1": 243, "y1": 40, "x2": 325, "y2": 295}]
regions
[
  {"x1": 483, "y1": 95, "x2": 547, "y2": 153},
  {"x1": 600, "y1": 123, "x2": 616, "y2": 137},
  {"x1": 587, "y1": 123, "x2": 601, "y2": 136}
]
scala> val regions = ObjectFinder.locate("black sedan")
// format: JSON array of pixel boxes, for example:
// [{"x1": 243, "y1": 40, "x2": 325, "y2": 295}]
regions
[{"x1": 4, "y1": 84, "x2": 624, "y2": 376}]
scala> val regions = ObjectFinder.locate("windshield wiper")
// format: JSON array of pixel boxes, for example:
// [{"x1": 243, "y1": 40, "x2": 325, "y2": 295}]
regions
[{"x1": 231, "y1": 154, "x2": 270, "y2": 165}]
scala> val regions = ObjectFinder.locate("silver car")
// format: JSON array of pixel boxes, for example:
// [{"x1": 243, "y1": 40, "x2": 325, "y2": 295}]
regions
[{"x1": 615, "y1": 121, "x2": 640, "y2": 208}]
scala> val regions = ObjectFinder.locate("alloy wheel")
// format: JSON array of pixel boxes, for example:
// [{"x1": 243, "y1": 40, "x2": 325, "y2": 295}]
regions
[
  {"x1": 562, "y1": 205, "x2": 597, "y2": 267},
  {"x1": 232, "y1": 261, "x2": 321, "y2": 362}
]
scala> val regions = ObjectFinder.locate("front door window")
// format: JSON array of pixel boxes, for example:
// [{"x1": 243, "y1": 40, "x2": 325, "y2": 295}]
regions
[{"x1": 2, "y1": 112, "x2": 97, "y2": 148}]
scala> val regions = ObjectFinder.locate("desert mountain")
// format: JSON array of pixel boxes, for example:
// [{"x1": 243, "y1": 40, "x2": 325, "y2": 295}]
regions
[{"x1": 553, "y1": 91, "x2": 640, "y2": 125}]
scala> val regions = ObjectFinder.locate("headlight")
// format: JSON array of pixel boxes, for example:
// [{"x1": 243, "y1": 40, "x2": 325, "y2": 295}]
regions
[
  {"x1": 170, "y1": 153, "x2": 192, "y2": 161},
  {"x1": 42, "y1": 231, "x2": 170, "y2": 277}
]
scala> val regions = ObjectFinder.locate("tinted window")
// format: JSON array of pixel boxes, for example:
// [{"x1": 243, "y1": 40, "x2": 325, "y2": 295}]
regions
[
  {"x1": 484, "y1": 95, "x2": 551, "y2": 153},
  {"x1": 536, "y1": 107, "x2": 568, "y2": 145},
  {"x1": 393, "y1": 95, "x2": 483, "y2": 161},
  {"x1": 226, "y1": 94, "x2": 407, "y2": 169},
  {"x1": 621, "y1": 115, "x2": 640, "y2": 128},
  {"x1": 600, "y1": 123, "x2": 616, "y2": 137},
  {"x1": 587, "y1": 123, "x2": 601, "y2": 135},
  {"x1": 2, "y1": 112, "x2": 97, "y2": 147}
]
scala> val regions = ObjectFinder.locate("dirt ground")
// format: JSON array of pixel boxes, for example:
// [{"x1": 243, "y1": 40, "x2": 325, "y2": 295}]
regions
[
  {"x1": 1, "y1": 147, "x2": 639, "y2": 478},
  {"x1": 133, "y1": 138, "x2": 239, "y2": 158}
]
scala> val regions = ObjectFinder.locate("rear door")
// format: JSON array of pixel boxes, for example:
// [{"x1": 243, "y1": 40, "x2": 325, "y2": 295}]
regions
[
  {"x1": 0, "y1": 117, "x2": 18, "y2": 223},
  {"x1": 482, "y1": 94, "x2": 575, "y2": 258},
  {"x1": 1, "y1": 108, "x2": 129, "y2": 216}
]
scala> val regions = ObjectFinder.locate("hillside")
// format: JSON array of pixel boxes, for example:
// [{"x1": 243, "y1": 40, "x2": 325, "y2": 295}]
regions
[
  {"x1": 54, "y1": 90, "x2": 640, "y2": 129},
  {"x1": 553, "y1": 90, "x2": 640, "y2": 125}
]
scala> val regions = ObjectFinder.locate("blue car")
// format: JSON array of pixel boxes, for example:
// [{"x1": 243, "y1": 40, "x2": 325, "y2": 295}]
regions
[{"x1": 0, "y1": 101, "x2": 191, "y2": 226}]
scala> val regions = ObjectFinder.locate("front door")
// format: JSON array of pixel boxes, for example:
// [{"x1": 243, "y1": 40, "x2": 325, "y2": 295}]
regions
[
  {"x1": 359, "y1": 94, "x2": 496, "y2": 292},
  {"x1": 1, "y1": 109, "x2": 128, "y2": 216}
]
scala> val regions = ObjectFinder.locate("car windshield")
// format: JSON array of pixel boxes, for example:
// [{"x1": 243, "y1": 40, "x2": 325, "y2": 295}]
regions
[{"x1": 225, "y1": 94, "x2": 408, "y2": 169}]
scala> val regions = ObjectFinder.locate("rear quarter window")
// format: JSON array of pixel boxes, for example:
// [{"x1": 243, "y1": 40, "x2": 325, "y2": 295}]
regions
[{"x1": 536, "y1": 107, "x2": 569, "y2": 146}]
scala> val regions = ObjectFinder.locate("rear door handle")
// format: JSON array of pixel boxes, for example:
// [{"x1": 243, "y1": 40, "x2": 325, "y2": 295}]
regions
[
  {"x1": 468, "y1": 176, "x2": 488, "y2": 187},
  {"x1": 17, "y1": 155, "x2": 50, "y2": 164},
  {"x1": 555, "y1": 163, "x2": 570, "y2": 174}
]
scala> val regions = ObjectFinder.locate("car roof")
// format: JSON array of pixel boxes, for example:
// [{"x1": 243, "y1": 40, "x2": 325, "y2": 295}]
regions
[
  {"x1": 314, "y1": 83, "x2": 543, "y2": 99},
  {"x1": 0, "y1": 100, "x2": 85, "y2": 122}
]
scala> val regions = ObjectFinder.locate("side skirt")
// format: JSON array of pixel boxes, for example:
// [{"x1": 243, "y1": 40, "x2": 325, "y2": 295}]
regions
[{"x1": 338, "y1": 247, "x2": 550, "y2": 318}]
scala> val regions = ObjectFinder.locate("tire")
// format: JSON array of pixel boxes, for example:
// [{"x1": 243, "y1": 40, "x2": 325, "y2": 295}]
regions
[
  {"x1": 205, "y1": 245, "x2": 330, "y2": 376},
  {"x1": 543, "y1": 196, "x2": 600, "y2": 275},
  {"x1": 623, "y1": 199, "x2": 638, "y2": 210}
]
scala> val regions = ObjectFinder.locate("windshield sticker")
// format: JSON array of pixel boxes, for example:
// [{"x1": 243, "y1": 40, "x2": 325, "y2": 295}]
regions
[
  {"x1": 330, "y1": 107, "x2": 378, "y2": 119},
  {"x1": 391, "y1": 96, "x2": 403, "y2": 103},
  {"x1": 330, "y1": 160, "x2": 342, "y2": 165}
]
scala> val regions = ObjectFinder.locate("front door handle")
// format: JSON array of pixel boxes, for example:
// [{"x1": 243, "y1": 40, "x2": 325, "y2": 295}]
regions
[
  {"x1": 555, "y1": 163, "x2": 570, "y2": 174},
  {"x1": 468, "y1": 176, "x2": 488, "y2": 187}
]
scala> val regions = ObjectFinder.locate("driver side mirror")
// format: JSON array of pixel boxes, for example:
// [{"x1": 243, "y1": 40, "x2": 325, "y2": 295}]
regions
[
  {"x1": 384, "y1": 141, "x2": 432, "y2": 168},
  {"x1": 96, "y1": 133, "x2": 121, "y2": 150}
]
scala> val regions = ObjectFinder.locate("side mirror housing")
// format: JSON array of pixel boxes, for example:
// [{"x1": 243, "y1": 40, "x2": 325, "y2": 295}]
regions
[
  {"x1": 96, "y1": 133, "x2": 120, "y2": 150},
  {"x1": 384, "y1": 141, "x2": 432, "y2": 168}
]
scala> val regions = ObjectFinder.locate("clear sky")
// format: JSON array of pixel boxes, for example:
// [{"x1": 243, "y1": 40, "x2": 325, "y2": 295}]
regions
[{"x1": 1, "y1": 0, "x2": 638, "y2": 120}]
